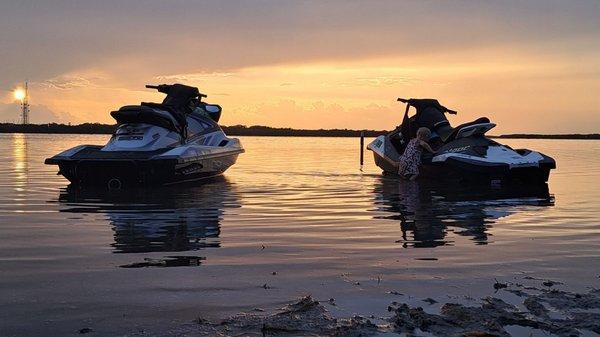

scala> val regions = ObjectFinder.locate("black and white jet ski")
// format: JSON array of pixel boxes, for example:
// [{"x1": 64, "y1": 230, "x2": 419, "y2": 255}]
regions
[
  {"x1": 367, "y1": 98, "x2": 555, "y2": 185},
  {"x1": 45, "y1": 84, "x2": 244, "y2": 188}
]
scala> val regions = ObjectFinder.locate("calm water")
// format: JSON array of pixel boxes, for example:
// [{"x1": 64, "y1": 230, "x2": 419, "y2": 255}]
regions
[{"x1": 1, "y1": 134, "x2": 599, "y2": 336}]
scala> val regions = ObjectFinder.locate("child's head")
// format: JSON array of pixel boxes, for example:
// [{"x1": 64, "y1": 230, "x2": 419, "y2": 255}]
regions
[{"x1": 416, "y1": 127, "x2": 431, "y2": 141}]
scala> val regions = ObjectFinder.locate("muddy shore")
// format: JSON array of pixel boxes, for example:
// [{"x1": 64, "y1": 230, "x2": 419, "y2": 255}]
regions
[{"x1": 129, "y1": 277, "x2": 599, "y2": 337}]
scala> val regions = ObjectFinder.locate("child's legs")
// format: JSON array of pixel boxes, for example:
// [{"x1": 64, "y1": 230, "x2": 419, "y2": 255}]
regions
[{"x1": 397, "y1": 160, "x2": 408, "y2": 175}]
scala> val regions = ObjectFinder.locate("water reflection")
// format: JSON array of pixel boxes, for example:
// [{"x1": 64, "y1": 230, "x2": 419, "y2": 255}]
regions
[
  {"x1": 373, "y1": 177, "x2": 554, "y2": 248},
  {"x1": 58, "y1": 177, "x2": 240, "y2": 253},
  {"x1": 12, "y1": 134, "x2": 29, "y2": 187}
]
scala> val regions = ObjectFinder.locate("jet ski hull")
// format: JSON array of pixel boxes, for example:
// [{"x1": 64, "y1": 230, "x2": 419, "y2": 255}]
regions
[
  {"x1": 421, "y1": 156, "x2": 554, "y2": 184},
  {"x1": 46, "y1": 145, "x2": 243, "y2": 188},
  {"x1": 373, "y1": 151, "x2": 554, "y2": 184},
  {"x1": 369, "y1": 135, "x2": 555, "y2": 185}
]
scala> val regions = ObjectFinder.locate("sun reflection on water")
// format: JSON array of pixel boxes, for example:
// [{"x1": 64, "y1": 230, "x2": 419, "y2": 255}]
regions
[{"x1": 12, "y1": 133, "x2": 29, "y2": 189}]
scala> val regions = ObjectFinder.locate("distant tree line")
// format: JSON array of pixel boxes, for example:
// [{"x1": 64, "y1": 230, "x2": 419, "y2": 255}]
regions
[
  {"x1": 0, "y1": 123, "x2": 116, "y2": 134},
  {"x1": 222, "y1": 125, "x2": 385, "y2": 137},
  {"x1": 1, "y1": 123, "x2": 597, "y2": 139},
  {"x1": 0, "y1": 123, "x2": 386, "y2": 137},
  {"x1": 495, "y1": 134, "x2": 600, "y2": 140}
]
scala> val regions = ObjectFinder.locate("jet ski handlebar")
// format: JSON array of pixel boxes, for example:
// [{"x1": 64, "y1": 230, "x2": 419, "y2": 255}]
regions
[
  {"x1": 145, "y1": 84, "x2": 207, "y2": 98},
  {"x1": 397, "y1": 97, "x2": 457, "y2": 114},
  {"x1": 145, "y1": 84, "x2": 171, "y2": 94}
]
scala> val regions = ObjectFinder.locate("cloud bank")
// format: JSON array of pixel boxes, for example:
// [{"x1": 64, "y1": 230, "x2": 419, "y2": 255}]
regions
[{"x1": 1, "y1": 1, "x2": 598, "y2": 133}]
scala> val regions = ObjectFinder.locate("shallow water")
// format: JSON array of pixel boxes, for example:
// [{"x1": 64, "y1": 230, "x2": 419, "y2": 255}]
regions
[{"x1": 0, "y1": 134, "x2": 599, "y2": 336}]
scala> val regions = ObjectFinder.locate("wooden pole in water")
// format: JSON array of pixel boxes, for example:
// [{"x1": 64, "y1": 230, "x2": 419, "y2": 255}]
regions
[{"x1": 360, "y1": 131, "x2": 364, "y2": 171}]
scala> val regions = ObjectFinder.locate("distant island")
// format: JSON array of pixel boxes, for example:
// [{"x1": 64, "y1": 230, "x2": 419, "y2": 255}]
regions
[{"x1": 0, "y1": 123, "x2": 598, "y2": 139}]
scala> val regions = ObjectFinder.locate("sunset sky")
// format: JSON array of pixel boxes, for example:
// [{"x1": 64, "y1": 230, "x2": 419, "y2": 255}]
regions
[{"x1": 1, "y1": 1, "x2": 599, "y2": 134}]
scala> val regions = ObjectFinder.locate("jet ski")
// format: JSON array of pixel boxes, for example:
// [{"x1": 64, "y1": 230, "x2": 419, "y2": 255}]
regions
[
  {"x1": 45, "y1": 84, "x2": 244, "y2": 188},
  {"x1": 367, "y1": 98, "x2": 555, "y2": 185}
]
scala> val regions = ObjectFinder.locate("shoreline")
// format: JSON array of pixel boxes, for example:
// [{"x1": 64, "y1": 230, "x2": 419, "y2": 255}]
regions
[
  {"x1": 133, "y1": 276, "x2": 599, "y2": 337},
  {"x1": 0, "y1": 123, "x2": 598, "y2": 139}
]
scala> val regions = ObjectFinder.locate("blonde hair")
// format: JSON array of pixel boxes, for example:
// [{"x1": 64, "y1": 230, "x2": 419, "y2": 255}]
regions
[{"x1": 417, "y1": 127, "x2": 431, "y2": 140}]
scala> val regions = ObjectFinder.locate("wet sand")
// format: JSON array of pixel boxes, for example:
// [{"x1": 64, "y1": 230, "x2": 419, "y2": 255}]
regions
[
  {"x1": 129, "y1": 276, "x2": 600, "y2": 337},
  {"x1": 42, "y1": 250, "x2": 595, "y2": 337}
]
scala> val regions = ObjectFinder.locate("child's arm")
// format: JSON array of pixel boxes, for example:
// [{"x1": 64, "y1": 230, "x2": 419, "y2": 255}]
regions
[{"x1": 419, "y1": 140, "x2": 435, "y2": 153}]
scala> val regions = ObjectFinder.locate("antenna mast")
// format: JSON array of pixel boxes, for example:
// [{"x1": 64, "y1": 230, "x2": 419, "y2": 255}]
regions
[{"x1": 21, "y1": 81, "x2": 30, "y2": 125}]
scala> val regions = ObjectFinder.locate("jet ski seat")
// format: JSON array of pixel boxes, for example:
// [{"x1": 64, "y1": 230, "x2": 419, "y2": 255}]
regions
[
  {"x1": 140, "y1": 102, "x2": 187, "y2": 129},
  {"x1": 444, "y1": 117, "x2": 491, "y2": 142},
  {"x1": 110, "y1": 105, "x2": 182, "y2": 134}
]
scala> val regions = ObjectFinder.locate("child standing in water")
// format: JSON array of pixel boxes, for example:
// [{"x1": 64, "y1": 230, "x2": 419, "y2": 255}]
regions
[{"x1": 397, "y1": 127, "x2": 435, "y2": 180}]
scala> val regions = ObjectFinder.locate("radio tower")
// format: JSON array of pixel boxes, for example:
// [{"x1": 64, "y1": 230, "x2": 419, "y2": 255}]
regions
[{"x1": 21, "y1": 81, "x2": 30, "y2": 125}]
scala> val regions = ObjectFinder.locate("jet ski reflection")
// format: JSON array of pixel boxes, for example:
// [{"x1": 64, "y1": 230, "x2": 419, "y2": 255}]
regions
[
  {"x1": 58, "y1": 177, "x2": 240, "y2": 253},
  {"x1": 372, "y1": 177, "x2": 554, "y2": 248}
]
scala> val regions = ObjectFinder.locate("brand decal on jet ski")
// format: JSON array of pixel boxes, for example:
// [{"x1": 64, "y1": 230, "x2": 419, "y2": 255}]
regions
[
  {"x1": 118, "y1": 135, "x2": 143, "y2": 141},
  {"x1": 179, "y1": 163, "x2": 204, "y2": 175},
  {"x1": 444, "y1": 146, "x2": 470, "y2": 153}
]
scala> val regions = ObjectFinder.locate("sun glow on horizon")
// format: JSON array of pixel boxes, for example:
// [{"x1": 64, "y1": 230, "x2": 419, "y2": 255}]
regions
[{"x1": 16, "y1": 48, "x2": 600, "y2": 134}]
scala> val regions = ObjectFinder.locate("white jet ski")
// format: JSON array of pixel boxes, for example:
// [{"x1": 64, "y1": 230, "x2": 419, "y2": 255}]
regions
[{"x1": 46, "y1": 84, "x2": 244, "y2": 188}]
